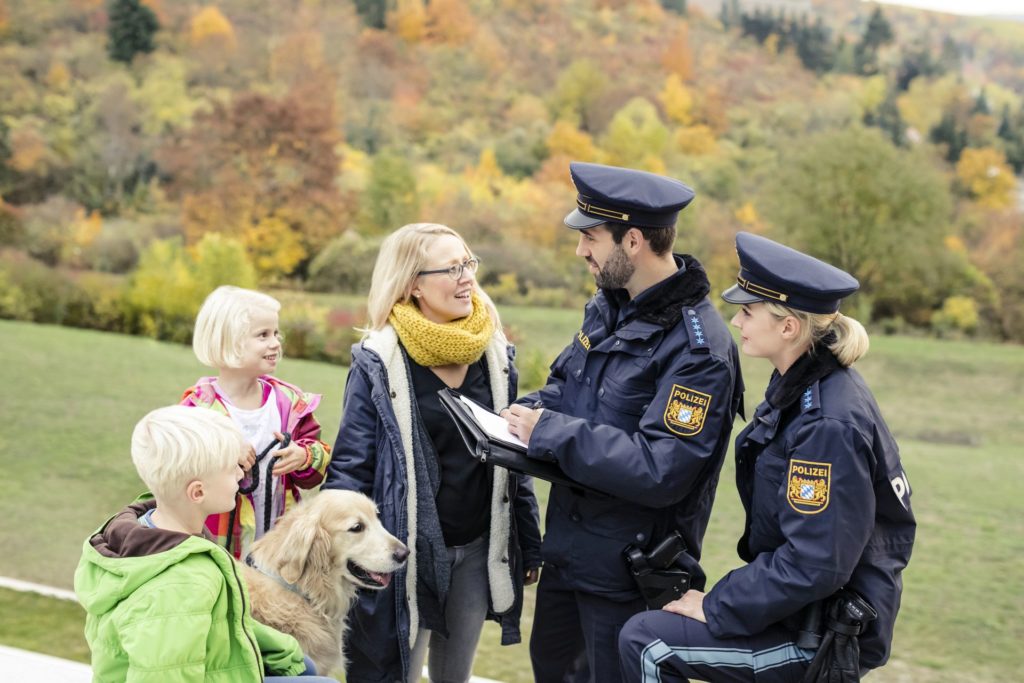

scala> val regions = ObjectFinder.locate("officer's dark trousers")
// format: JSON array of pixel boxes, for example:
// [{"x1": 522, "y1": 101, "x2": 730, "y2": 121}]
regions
[
  {"x1": 530, "y1": 565, "x2": 646, "y2": 683},
  {"x1": 618, "y1": 610, "x2": 812, "y2": 683}
]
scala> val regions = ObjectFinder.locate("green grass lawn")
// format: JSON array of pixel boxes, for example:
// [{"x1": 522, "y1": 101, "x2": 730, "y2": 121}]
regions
[{"x1": 3, "y1": 318, "x2": 1023, "y2": 682}]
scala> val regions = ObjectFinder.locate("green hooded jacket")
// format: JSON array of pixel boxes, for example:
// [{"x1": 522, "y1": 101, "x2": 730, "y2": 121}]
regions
[{"x1": 74, "y1": 495, "x2": 305, "y2": 682}]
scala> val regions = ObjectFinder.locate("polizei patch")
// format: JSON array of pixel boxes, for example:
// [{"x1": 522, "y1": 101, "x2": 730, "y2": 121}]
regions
[
  {"x1": 664, "y1": 385, "x2": 712, "y2": 437},
  {"x1": 787, "y1": 459, "x2": 831, "y2": 514}
]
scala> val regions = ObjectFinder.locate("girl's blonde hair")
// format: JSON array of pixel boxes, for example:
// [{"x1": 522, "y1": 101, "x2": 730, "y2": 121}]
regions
[
  {"x1": 193, "y1": 286, "x2": 281, "y2": 369},
  {"x1": 131, "y1": 405, "x2": 245, "y2": 501},
  {"x1": 763, "y1": 301, "x2": 869, "y2": 367},
  {"x1": 365, "y1": 223, "x2": 503, "y2": 336}
]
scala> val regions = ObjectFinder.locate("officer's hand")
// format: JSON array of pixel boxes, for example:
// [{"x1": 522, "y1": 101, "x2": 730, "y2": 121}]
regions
[
  {"x1": 505, "y1": 404, "x2": 544, "y2": 444},
  {"x1": 524, "y1": 566, "x2": 541, "y2": 586},
  {"x1": 662, "y1": 589, "x2": 706, "y2": 623}
]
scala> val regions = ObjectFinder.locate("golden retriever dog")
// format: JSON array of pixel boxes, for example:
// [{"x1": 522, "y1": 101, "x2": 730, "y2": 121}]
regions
[{"x1": 243, "y1": 490, "x2": 409, "y2": 674}]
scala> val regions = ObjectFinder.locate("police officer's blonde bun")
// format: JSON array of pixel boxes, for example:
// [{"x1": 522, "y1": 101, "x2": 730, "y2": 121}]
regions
[{"x1": 763, "y1": 303, "x2": 869, "y2": 367}]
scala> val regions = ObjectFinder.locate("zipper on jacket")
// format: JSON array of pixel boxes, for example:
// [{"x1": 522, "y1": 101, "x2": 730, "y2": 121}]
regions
[{"x1": 226, "y1": 548, "x2": 264, "y2": 681}]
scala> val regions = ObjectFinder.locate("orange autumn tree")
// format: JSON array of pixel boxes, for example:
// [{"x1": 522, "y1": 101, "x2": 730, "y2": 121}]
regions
[{"x1": 160, "y1": 84, "x2": 345, "y2": 280}]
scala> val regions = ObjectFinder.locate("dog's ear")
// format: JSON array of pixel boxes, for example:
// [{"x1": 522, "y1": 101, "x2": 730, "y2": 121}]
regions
[{"x1": 261, "y1": 506, "x2": 333, "y2": 585}]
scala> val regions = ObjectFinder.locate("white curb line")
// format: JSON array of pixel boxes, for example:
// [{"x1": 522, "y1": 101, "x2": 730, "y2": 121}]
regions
[{"x1": 0, "y1": 576, "x2": 506, "y2": 682}]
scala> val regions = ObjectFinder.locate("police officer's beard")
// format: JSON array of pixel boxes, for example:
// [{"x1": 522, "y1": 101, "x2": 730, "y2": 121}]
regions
[{"x1": 594, "y1": 245, "x2": 635, "y2": 290}]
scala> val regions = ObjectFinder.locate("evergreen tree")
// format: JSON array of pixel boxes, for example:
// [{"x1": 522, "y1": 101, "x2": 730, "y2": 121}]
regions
[
  {"x1": 939, "y1": 35, "x2": 960, "y2": 71},
  {"x1": 997, "y1": 106, "x2": 1024, "y2": 174},
  {"x1": 353, "y1": 0, "x2": 388, "y2": 29},
  {"x1": 106, "y1": 0, "x2": 159, "y2": 64},
  {"x1": 868, "y1": 89, "x2": 905, "y2": 147},
  {"x1": 998, "y1": 105, "x2": 1013, "y2": 141},
  {"x1": 930, "y1": 109, "x2": 967, "y2": 163},
  {"x1": 660, "y1": 0, "x2": 687, "y2": 15},
  {"x1": 896, "y1": 41, "x2": 942, "y2": 91},
  {"x1": 719, "y1": 0, "x2": 740, "y2": 29},
  {"x1": 854, "y1": 6, "x2": 894, "y2": 75},
  {"x1": 796, "y1": 17, "x2": 835, "y2": 73},
  {"x1": 972, "y1": 88, "x2": 991, "y2": 116}
]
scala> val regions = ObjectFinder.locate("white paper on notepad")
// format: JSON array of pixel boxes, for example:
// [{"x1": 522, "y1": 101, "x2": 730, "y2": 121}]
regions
[{"x1": 458, "y1": 395, "x2": 528, "y2": 450}]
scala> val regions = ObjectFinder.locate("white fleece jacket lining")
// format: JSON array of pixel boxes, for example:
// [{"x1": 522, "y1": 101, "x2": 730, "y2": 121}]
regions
[{"x1": 364, "y1": 326, "x2": 515, "y2": 650}]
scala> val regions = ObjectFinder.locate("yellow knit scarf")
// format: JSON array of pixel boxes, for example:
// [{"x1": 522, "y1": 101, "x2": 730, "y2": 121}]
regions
[{"x1": 389, "y1": 291, "x2": 494, "y2": 367}]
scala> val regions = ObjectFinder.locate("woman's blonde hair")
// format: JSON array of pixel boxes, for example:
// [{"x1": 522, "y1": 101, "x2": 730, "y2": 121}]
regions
[
  {"x1": 364, "y1": 223, "x2": 503, "y2": 335},
  {"x1": 763, "y1": 301, "x2": 869, "y2": 367},
  {"x1": 131, "y1": 405, "x2": 245, "y2": 501},
  {"x1": 193, "y1": 286, "x2": 281, "y2": 369}
]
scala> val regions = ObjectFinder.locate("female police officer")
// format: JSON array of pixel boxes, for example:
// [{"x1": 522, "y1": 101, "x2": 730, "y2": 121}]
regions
[{"x1": 617, "y1": 232, "x2": 916, "y2": 683}]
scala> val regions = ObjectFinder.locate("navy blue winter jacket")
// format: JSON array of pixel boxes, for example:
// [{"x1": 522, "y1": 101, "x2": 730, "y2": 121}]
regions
[
  {"x1": 703, "y1": 346, "x2": 916, "y2": 670},
  {"x1": 324, "y1": 326, "x2": 542, "y2": 683},
  {"x1": 519, "y1": 255, "x2": 743, "y2": 600}
]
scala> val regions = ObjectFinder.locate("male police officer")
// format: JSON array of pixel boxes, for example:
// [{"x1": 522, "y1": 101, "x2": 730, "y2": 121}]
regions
[{"x1": 505, "y1": 162, "x2": 743, "y2": 683}]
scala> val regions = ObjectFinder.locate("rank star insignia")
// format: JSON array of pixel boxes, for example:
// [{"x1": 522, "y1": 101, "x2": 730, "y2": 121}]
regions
[
  {"x1": 664, "y1": 384, "x2": 712, "y2": 437},
  {"x1": 787, "y1": 459, "x2": 831, "y2": 514}
]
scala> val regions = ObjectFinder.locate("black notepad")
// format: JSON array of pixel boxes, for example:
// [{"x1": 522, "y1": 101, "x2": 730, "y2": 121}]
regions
[{"x1": 436, "y1": 388, "x2": 603, "y2": 494}]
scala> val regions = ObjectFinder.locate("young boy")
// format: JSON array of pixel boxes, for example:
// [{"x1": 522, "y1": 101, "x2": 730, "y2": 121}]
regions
[{"x1": 74, "y1": 405, "x2": 334, "y2": 681}]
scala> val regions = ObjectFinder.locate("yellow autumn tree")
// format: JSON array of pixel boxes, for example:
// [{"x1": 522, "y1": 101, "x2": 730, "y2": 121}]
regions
[
  {"x1": 465, "y1": 148, "x2": 506, "y2": 203},
  {"x1": 190, "y1": 6, "x2": 236, "y2": 53},
  {"x1": 675, "y1": 125, "x2": 717, "y2": 155},
  {"x1": 244, "y1": 215, "x2": 307, "y2": 281},
  {"x1": 546, "y1": 120, "x2": 601, "y2": 162},
  {"x1": 45, "y1": 62, "x2": 71, "y2": 90},
  {"x1": 659, "y1": 74, "x2": 693, "y2": 126},
  {"x1": 62, "y1": 208, "x2": 103, "y2": 267},
  {"x1": 956, "y1": 147, "x2": 1016, "y2": 209},
  {"x1": 389, "y1": 0, "x2": 427, "y2": 42}
]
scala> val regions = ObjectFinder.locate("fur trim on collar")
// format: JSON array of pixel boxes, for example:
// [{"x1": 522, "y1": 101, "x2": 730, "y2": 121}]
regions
[
  {"x1": 767, "y1": 337, "x2": 842, "y2": 411},
  {"x1": 362, "y1": 325, "x2": 516, "y2": 642}
]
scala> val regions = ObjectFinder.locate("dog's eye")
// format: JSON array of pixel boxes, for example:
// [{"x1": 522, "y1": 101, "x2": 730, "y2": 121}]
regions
[{"x1": 348, "y1": 522, "x2": 364, "y2": 533}]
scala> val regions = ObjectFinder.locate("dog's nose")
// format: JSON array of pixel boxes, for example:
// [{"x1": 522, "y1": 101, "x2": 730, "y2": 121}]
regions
[{"x1": 393, "y1": 545, "x2": 410, "y2": 564}]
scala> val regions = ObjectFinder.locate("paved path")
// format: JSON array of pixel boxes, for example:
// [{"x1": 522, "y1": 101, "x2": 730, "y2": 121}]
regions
[
  {"x1": 0, "y1": 645, "x2": 91, "y2": 682},
  {"x1": 0, "y1": 575, "x2": 505, "y2": 682}
]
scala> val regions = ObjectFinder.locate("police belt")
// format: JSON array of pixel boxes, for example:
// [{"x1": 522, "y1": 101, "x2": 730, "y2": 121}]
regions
[{"x1": 622, "y1": 531, "x2": 705, "y2": 609}]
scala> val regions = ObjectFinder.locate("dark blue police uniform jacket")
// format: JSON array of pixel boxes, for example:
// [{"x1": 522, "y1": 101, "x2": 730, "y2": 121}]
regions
[
  {"x1": 703, "y1": 346, "x2": 916, "y2": 670},
  {"x1": 520, "y1": 255, "x2": 743, "y2": 600}
]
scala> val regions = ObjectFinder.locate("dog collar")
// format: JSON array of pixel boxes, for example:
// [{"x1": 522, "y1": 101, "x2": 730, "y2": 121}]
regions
[{"x1": 244, "y1": 554, "x2": 313, "y2": 603}]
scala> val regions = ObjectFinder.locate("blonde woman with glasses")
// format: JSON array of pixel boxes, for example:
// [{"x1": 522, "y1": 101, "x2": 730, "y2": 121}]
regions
[{"x1": 323, "y1": 223, "x2": 542, "y2": 683}]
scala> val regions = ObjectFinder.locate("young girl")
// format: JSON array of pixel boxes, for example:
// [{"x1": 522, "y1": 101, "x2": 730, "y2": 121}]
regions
[{"x1": 181, "y1": 286, "x2": 331, "y2": 559}]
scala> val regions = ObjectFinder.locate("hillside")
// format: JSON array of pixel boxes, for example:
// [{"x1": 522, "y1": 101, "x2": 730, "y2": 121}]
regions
[{"x1": 0, "y1": 0, "x2": 1022, "y2": 347}]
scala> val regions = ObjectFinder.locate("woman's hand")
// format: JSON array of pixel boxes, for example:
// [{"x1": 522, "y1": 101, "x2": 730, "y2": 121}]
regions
[
  {"x1": 504, "y1": 404, "x2": 544, "y2": 444},
  {"x1": 271, "y1": 431, "x2": 309, "y2": 476},
  {"x1": 662, "y1": 590, "x2": 706, "y2": 623},
  {"x1": 524, "y1": 566, "x2": 541, "y2": 586}
]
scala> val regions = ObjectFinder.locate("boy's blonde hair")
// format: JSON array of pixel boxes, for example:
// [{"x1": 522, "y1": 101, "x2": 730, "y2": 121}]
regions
[
  {"x1": 365, "y1": 223, "x2": 503, "y2": 335},
  {"x1": 763, "y1": 302, "x2": 870, "y2": 367},
  {"x1": 131, "y1": 406, "x2": 244, "y2": 500},
  {"x1": 193, "y1": 286, "x2": 281, "y2": 369}
]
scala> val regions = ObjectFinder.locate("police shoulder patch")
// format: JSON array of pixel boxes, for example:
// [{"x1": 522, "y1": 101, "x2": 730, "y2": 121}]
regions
[
  {"x1": 664, "y1": 384, "x2": 712, "y2": 437},
  {"x1": 787, "y1": 459, "x2": 831, "y2": 514}
]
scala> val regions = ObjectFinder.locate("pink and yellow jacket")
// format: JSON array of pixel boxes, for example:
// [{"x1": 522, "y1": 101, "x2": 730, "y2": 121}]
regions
[{"x1": 180, "y1": 375, "x2": 331, "y2": 558}]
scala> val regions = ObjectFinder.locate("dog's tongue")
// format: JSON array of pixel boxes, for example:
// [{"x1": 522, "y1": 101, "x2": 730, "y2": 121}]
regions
[{"x1": 370, "y1": 571, "x2": 391, "y2": 588}]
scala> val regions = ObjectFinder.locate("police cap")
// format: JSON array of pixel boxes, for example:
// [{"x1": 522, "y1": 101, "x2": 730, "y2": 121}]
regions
[
  {"x1": 564, "y1": 162, "x2": 696, "y2": 230},
  {"x1": 721, "y1": 232, "x2": 859, "y2": 314}
]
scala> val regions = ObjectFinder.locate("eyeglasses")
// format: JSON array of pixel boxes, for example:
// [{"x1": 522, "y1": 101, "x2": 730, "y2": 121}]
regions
[{"x1": 417, "y1": 257, "x2": 480, "y2": 281}]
